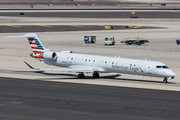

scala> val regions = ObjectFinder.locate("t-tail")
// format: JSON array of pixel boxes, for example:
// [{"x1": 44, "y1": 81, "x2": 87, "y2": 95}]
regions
[{"x1": 7, "y1": 33, "x2": 49, "y2": 61}]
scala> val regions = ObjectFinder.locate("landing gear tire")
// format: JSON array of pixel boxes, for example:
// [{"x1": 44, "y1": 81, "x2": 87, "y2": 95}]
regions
[
  {"x1": 163, "y1": 78, "x2": 168, "y2": 83},
  {"x1": 78, "y1": 73, "x2": 84, "y2": 79},
  {"x1": 93, "y1": 72, "x2": 99, "y2": 78}
]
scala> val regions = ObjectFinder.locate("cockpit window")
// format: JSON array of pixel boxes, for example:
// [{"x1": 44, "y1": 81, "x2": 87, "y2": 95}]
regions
[
  {"x1": 156, "y1": 65, "x2": 169, "y2": 69},
  {"x1": 156, "y1": 66, "x2": 162, "y2": 68},
  {"x1": 162, "y1": 66, "x2": 169, "y2": 69}
]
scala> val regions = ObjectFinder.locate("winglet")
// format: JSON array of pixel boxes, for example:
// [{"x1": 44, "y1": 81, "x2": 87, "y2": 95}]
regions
[{"x1": 24, "y1": 61, "x2": 39, "y2": 70}]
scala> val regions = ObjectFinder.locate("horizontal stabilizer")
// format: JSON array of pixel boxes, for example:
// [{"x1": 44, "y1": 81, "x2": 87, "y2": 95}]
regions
[
  {"x1": 24, "y1": 61, "x2": 38, "y2": 70},
  {"x1": 7, "y1": 33, "x2": 38, "y2": 38}
]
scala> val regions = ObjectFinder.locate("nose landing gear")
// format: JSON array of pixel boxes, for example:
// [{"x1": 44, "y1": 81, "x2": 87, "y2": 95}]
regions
[
  {"x1": 163, "y1": 78, "x2": 168, "y2": 83},
  {"x1": 163, "y1": 77, "x2": 172, "y2": 83}
]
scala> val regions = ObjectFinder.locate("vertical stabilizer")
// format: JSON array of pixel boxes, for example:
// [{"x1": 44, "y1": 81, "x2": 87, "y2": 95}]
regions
[{"x1": 7, "y1": 33, "x2": 46, "y2": 60}]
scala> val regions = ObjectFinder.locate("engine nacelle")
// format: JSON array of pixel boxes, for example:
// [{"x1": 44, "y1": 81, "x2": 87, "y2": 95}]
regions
[{"x1": 40, "y1": 52, "x2": 57, "y2": 60}]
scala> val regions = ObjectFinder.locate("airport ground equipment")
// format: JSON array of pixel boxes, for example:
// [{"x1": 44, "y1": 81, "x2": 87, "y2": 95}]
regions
[
  {"x1": 121, "y1": 36, "x2": 149, "y2": 45},
  {"x1": 84, "y1": 36, "x2": 96, "y2": 43},
  {"x1": 105, "y1": 26, "x2": 113, "y2": 29},
  {"x1": 104, "y1": 36, "x2": 115, "y2": 45},
  {"x1": 176, "y1": 39, "x2": 180, "y2": 45}
]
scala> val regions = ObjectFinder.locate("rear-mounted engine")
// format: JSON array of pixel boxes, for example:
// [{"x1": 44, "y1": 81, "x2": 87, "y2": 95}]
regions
[{"x1": 39, "y1": 52, "x2": 57, "y2": 60}]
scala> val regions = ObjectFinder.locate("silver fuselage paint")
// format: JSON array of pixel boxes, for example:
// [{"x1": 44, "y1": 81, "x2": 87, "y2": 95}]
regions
[{"x1": 46, "y1": 52, "x2": 176, "y2": 78}]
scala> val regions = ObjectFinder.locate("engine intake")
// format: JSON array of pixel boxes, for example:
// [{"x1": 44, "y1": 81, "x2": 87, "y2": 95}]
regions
[{"x1": 39, "y1": 52, "x2": 57, "y2": 60}]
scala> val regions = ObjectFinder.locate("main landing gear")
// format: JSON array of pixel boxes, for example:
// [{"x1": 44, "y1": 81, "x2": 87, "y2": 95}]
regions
[
  {"x1": 78, "y1": 73, "x2": 84, "y2": 79},
  {"x1": 93, "y1": 72, "x2": 99, "y2": 78},
  {"x1": 77, "y1": 72, "x2": 100, "y2": 79}
]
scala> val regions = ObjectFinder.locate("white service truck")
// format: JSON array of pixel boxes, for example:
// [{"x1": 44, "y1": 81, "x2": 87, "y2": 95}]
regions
[{"x1": 104, "y1": 36, "x2": 115, "y2": 45}]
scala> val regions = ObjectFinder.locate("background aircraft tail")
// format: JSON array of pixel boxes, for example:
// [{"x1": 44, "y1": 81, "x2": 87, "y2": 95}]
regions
[{"x1": 7, "y1": 33, "x2": 47, "y2": 60}]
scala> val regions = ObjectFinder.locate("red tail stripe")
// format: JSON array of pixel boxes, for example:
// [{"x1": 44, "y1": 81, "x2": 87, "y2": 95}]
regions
[
  {"x1": 33, "y1": 51, "x2": 44, "y2": 54},
  {"x1": 30, "y1": 42, "x2": 36, "y2": 45},
  {"x1": 34, "y1": 56, "x2": 43, "y2": 59},
  {"x1": 28, "y1": 38, "x2": 34, "y2": 40},
  {"x1": 31, "y1": 46, "x2": 38, "y2": 49}
]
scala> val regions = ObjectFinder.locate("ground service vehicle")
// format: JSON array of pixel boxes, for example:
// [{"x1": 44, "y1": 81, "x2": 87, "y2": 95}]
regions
[
  {"x1": 104, "y1": 36, "x2": 115, "y2": 45},
  {"x1": 121, "y1": 36, "x2": 149, "y2": 45},
  {"x1": 84, "y1": 36, "x2": 96, "y2": 43},
  {"x1": 176, "y1": 39, "x2": 180, "y2": 45}
]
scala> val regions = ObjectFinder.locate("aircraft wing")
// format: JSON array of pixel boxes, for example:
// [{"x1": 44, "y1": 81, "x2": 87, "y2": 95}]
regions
[{"x1": 24, "y1": 61, "x2": 105, "y2": 73}]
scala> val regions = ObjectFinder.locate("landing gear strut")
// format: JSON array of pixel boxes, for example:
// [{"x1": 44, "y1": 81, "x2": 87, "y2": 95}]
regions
[
  {"x1": 93, "y1": 72, "x2": 99, "y2": 78},
  {"x1": 78, "y1": 73, "x2": 84, "y2": 79},
  {"x1": 163, "y1": 78, "x2": 168, "y2": 83}
]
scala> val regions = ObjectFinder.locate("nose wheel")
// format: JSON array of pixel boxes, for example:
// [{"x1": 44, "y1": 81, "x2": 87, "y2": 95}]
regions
[
  {"x1": 93, "y1": 72, "x2": 99, "y2": 78},
  {"x1": 78, "y1": 73, "x2": 84, "y2": 79},
  {"x1": 163, "y1": 78, "x2": 168, "y2": 83}
]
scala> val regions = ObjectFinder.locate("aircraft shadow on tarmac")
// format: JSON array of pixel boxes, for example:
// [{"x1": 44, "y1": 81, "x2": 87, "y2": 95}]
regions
[{"x1": 15, "y1": 70, "x2": 175, "y2": 84}]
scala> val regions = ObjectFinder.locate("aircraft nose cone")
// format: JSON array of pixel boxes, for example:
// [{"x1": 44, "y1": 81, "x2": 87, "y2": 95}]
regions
[
  {"x1": 167, "y1": 70, "x2": 176, "y2": 77},
  {"x1": 171, "y1": 71, "x2": 176, "y2": 77}
]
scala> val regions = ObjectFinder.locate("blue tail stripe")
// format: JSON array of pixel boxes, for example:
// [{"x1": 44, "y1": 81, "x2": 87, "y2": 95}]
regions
[{"x1": 34, "y1": 38, "x2": 44, "y2": 50}]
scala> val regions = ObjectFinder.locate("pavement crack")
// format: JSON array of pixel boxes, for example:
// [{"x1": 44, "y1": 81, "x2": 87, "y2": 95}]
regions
[
  {"x1": 71, "y1": 104, "x2": 80, "y2": 109},
  {"x1": 54, "y1": 99, "x2": 59, "y2": 102},
  {"x1": 167, "y1": 112, "x2": 179, "y2": 117},
  {"x1": 66, "y1": 99, "x2": 75, "y2": 105}
]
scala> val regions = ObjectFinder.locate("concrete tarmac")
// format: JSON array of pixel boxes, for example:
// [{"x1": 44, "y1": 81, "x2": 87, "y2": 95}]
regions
[{"x1": 1, "y1": 77, "x2": 180, "y2": 120}]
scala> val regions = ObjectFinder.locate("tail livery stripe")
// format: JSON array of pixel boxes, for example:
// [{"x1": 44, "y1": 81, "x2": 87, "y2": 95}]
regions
[
  {"x1": 30, "y1": 42, "x2": 36, "y2": 45},
  {"x1": 7, "y1": 33, "x2": 46, "y2": 61},
  {"x1": 31, "y1": 46, "x2": 39, "y2": 49},
  {"x1": 34, "y1": 39, "x2": 44, "y2": 50},
  {"x1": 33, "y1": 51, "x2": 44, "y2": 54},
  {"x1": 28, "y1": 37, "x2": 45, "y2": 60},
  {"x1": 34, "y1": 56, "x2": 44, "y2": 59}
]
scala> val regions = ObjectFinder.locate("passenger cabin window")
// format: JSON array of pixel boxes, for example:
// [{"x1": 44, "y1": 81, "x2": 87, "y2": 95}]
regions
[{"x1": 71, "y1": 58, "x2": 73, "y2": 60}]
